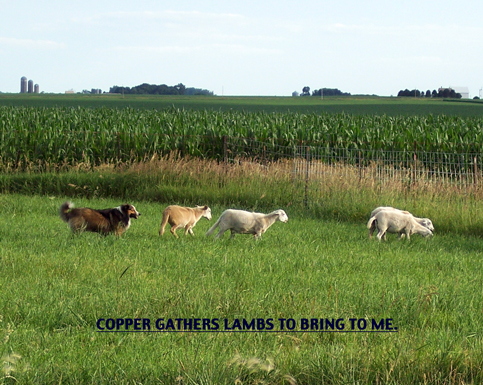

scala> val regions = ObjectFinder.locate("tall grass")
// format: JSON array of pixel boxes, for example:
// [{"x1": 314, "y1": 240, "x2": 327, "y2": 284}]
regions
[
  {"x1": 0, "y1": 155, "x2": 298, "y2": 212},
  {"x1": 2, "y1": 155, "x2": 483, "y2": 236}
]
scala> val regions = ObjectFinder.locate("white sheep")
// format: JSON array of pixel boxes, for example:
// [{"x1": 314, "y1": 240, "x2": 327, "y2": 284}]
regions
[
  {"x1": 206, "y1": 209, "x2": 288, "y2": 239},
  {"x1": 367, "y1": 209, "x2": 433, "y2": 241},
  {"x1": 368, "y1": 206, "x2": 434, "y2": 239},
  {"x1": 159, "y1": 205, "x2": 212, "y2": 238}
]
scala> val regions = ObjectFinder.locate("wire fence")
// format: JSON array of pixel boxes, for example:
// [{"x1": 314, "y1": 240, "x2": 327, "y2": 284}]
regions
[
  {"x1": 224, "y1": 136, "x2": 483, "y2": 205},
  {"x1": 3, "y1": 130, "x2": 483, "y2": 196}
]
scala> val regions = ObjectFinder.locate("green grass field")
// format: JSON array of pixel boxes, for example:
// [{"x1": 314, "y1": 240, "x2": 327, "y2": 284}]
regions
[
  {"x1": 1, "y1": 93, "x2": 483, "y2": 116},
  {"x1": 1, "y1": 194, "x2": 483, "y2": 384},
  {"x1": 1, "y1": 94, "x2": 483, "y2": 383}
]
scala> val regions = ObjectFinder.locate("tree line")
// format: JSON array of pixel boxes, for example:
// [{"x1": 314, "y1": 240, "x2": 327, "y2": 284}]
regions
[
  {"x1": 298, "y1": 87, "x2": 351, "y2": 97},
  {"x1": 397, "y1": 88, "x2": 462, "y2": 98},
  {"x1": 109, "y1": 83, "x2": 214, "y2": 96}
]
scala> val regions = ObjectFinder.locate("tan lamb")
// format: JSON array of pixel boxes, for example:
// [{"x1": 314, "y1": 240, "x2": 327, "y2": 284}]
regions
[{"x1": 159, "y1": 205, "x2": 212, "y2": 238}]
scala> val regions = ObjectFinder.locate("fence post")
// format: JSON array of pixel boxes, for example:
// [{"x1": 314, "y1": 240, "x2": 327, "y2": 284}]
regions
[
  {"x1": 412, "y1": 141, "x2": 417, "y2": 186},
  {"x1": 117, "y1": 132, "x2": 121, "y2": 162},
  {"x1": 358, "y1": 150, "x2": 362, "y2": 182},
  {"x1": 304, "y1": 146, "x2": 310, "y2": 208},
  {"x1": 474, "y1": 155, "x2": 478, "y2": 186},
  {"x1": 223, "y1": 135, "x2": 227, "y2": 164}
]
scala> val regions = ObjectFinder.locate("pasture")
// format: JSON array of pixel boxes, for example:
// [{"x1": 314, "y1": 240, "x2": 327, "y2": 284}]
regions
[
  {"x1": 1, "y1": 194, "x2": 483, "y2": 384},
  {"x1": 2, "y1": 94, "x2": 483, "y2": 383}
]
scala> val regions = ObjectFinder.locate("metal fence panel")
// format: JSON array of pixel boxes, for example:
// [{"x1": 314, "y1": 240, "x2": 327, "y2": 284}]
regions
[{"x1": 223, "y1": 136, "x2": 483, "y2": 206}]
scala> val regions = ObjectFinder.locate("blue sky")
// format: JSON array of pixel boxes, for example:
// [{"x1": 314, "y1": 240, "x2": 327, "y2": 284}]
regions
[{"x1": 1, "y1": 0, "x2": 482, "y2": 97}]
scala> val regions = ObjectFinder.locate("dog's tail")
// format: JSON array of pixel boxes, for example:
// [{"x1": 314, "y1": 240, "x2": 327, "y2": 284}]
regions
[
  {"x1": 205, "y1": 216, "x2": 222, "y2": 237},
  {"x1": 59, "y1": 201, "x2": 74, "y2": 223}
]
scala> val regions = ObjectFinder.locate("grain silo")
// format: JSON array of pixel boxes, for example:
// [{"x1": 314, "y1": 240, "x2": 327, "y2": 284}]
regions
[
  {"x1": 28, "y1": 79, "x2": 34, "y2": 93},
  {"x1": 34, "y1": 84, "x2": 40, "y2": 93},
  {"x1": 20, "y1": 76, "x2": 28, "y2": 93}
]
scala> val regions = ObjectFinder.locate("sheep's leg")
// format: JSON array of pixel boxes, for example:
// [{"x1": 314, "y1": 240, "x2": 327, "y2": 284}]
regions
[
  {"x1": 170, "y1": 226, "x2": 180, "y2": 238},
  {"x1": 230, "y1": 230, "x2": 236, "y2": 239},
  {"x1": 376, "y1": 228, "x2": 386, "y2": 242},
  {"x1": 215, "y1": 229, "x2": 226, "y2": 239},
  {"x1": 377, "y1": 228, "x2": 387, "y2": 241},
  {"x1": 184, "y1": 225, "x2": 195, "y2": 236},
  {"x1": 368, "y1": 223, "x2": 375, "y2": 239}
]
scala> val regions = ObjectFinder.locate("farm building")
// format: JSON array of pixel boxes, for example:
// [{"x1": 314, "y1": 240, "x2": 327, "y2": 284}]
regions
[
  {"x1": 438, "y1": 86, "x2": 470, "y2": 99},
  {"x1": 452, "y1": 86, "x2": 470, "y2": 99}
]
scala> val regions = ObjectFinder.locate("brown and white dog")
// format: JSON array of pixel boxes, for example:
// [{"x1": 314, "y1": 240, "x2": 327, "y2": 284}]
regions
[{"x1": 60, "y1": 201, "x2": 141, "y2": 236}]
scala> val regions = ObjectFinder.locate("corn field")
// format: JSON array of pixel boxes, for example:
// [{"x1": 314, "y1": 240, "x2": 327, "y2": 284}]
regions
[{"x1": 2, "y1": 106, "x2": 483, "y2": 189}]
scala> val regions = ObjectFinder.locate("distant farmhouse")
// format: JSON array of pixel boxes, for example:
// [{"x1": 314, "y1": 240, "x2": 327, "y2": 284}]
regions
[
  {"x1": 439, "y1": 86, "x2": 470, "y2": 99},
  {"x1": 451, "y1": 87, "x2": 469, "y2": 99}
]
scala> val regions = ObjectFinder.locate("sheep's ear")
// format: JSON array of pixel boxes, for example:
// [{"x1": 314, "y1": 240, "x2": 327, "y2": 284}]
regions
[{"x1": 203, "y1": 205, "x2": 209, "y2": 210}]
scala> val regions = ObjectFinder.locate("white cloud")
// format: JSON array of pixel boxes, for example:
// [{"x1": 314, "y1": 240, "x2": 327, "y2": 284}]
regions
[
  {"x1": 110, "y1": 45, "x2": 201, "y2": 54},
  {"x1": 70, "y1": 10, "x2": 246, "y2": 27},
  {"x1": 109, "y1": 43, "x2": 282, "y2": 56},
  {"x1": 320, "y1": 22, "x2": 483, "y2": 41},
  {"x1": 0, "y1": 37, "x2": 65, "y2": 50}
]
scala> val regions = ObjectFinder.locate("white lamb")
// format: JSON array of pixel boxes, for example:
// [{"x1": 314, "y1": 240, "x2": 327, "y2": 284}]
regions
[
  {"x1": 206, "y1": 209, "x2": 288, "y2": 239},
  {"x1": 367, "y1": 209, "x2": 433, "y2": 242},
  {"x1": 368, "y1": 206, "x2": 434, "y2": 239}
]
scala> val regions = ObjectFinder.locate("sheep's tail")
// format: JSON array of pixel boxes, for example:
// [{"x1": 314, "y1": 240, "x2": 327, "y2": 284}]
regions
[
  {"x1": 159, "y1": 210, "x2": 170, "y2": 236},
  {"x1": 205, "y1": 216, "x2": 222, "y2": 236},
  {"x1": 59, "y1": 201, "x2": 74, "y2": 223},
  {"x1": 366, "y1": 216, "x2": 377, "y2": 229}
]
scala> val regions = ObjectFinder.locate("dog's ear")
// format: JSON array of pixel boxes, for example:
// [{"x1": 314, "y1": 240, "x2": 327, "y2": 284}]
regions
[{"x1": 121, "y1": 204, "x2": 131, "y2": 212}]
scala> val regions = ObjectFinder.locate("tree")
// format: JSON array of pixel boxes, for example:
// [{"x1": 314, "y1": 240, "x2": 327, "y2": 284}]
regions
[
  {"x1": 396, "y1": 89, "x2": 423, "y2": 98},
  {"x1": 429, "y1": 88, "x2": 462, "y2": 99},
  {"x1": 312, "y1": 88, "x2": 351, "y2": 97},
  {"x1": 301, "y1": 86, "x2": 310, "y2": 96},
  {"x1": 174, "y1": 83, "x2": 186, "y2": 95},
  {"x1": 109, "y1": 82, "x2": 197, "y2": 95}
]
